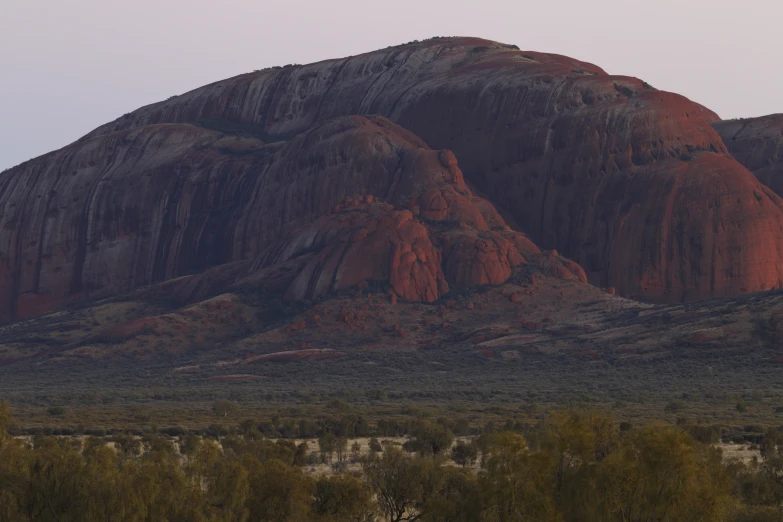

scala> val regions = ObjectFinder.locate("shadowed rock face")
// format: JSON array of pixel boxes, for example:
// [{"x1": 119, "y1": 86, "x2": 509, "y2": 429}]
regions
[
  {"x1": 79, "y1": 37, "x2": 783, "y2": 302},
  {"x1": 713, "y1": 115, "x2": 783, "y2": 196},
  {"x1": 0, "y1": 115, "x2": 584, "y2": 321}
]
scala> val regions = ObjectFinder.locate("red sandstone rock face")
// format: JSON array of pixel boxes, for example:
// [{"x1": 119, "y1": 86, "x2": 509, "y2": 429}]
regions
[
  {"x1": 263, "y1": 204, "x2": 448, "y2": 303},
  {"x1": 80, "y1": 37, "x2": 783, "y2": 302},
  {"x1": 713, "y1": 115, "x2": 783, "y2": 196},
  {"x1": 0, "y1": 114, "x2": 582, "y2": 320},
  {"x1": 440, "y1": 231, "x2": 523, "y2": 287}
]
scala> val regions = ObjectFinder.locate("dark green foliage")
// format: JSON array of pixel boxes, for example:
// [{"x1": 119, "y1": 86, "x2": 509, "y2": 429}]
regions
[
  {"x1": 45, "y1": 406, "x2": 65, "y2": 417},
  {"x1": 369, "y1": 437, "x2": 383, "y2": 454},
  {"x1": 0, "y1": 403, "x2": 782, "y2": 521},
  {"x1": 402, "y1": 421, "x2": 454, "y2": 456},
  {"x1": 451, "y1": 440, "x2": 478, "y2": 468}
]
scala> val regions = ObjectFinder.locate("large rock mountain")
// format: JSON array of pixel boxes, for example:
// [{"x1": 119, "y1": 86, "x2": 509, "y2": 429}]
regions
[
  {"x1": 82, "y1": 37, "x2": 783, "y2": 302},
  {"x1": 2, "y1": 36, "x2": 783, "y2": 322}
]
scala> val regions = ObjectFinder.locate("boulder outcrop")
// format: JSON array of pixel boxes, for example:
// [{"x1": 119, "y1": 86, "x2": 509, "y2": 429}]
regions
[{"x1": 79, "y1": 37, "x2": 783, "y2": 302}]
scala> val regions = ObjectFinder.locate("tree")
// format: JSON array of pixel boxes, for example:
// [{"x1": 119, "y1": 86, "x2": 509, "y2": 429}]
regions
[
  {"x1": 189, "y1": 441, "x2": 249, "y2": 522},
  {"x1": 23, "y1": 437, "x2": 89, "y2": 521},
  {"x1": 244, "y1": 456, "x2": 314, "y2": 522},
  {"x1": 479, "y1": 431, "x2": 558, "y2": 521},
  {"x1": 115, "y1": 432, "x2": 141, "y2": 457},
  {"x1": 78, "y1": 441, "x2": 149, "y2": 522},
  {"x1": 757, "y1": 428, "x2": 783, "y2": 503},
  {"x1": 419, "y1": 467, "x2": 481, "y2": 522},
  {"x1": 351, "y1": 441, "x2": 362, "y2": 461},
  {"x1": 293, "y1": 442, "x2": 309, "y2": 467},
  {"x1": 335, "y1": 437, "x2": 349, "y2": 465},
  {"x1": 0, "y1": 407, "x2": 30, "y2": 522},
  {"x1": 180, "y1": 433, "x2": 200, "y2": 456},
  {"x1": 475, "y1": 433, "x2": 492, "y2": 468},
  {"x1": 404, "y1": 421, "x2": 454, "y2": 456},
  {"x1": 362, "y1": 446, "x2": 439, "y2": 522},
  {"x1": 0, "y1": 401, "x2": 14, "y2": 445},
  {"x1": 539, "y1": 410, "x2": 618, "y2": 519},
  {"x1": 46, "y1": 405, "x2": 66, "y2": 417},
  {"x1": 212, "y1": 399, "x2": 240, "y2": 418},
  {"x1": 451, "y1": 441, "x2": 478, "y2": 468},
  {"x1": 319, "y1": 433, "x2": 336, "y2": 464},
  {"x1": 369, "y1": 437, "x2": 383, "y2": 455},
  {"x1": 143, "y1": 434, "x2": 177, "y2": 458},
  {"x1": 595, "y1": 426, "x2": 733, "y2": 521},
  {"x1": 239, "y1": 419, "x2": 262, "y2": 440},
  {"x1": 134, "y1": 443, "x2": 208, "y2": 522},
  {"x1": 312, "y1": 474, "x2": 376, "y2": 522}
]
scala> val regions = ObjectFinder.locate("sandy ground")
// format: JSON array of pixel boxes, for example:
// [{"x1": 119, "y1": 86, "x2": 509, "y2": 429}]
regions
[{"x1": 718, "y1": 442, "x2": 762, "y2": 464}]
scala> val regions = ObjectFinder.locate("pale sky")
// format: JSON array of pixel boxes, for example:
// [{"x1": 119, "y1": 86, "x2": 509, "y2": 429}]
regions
[{"x1": 1, "y1": 0, "x2": 781, "y2": 171}]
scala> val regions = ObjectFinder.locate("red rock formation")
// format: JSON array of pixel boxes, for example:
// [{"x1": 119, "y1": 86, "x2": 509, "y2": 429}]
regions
[
  {"x1": 713, "y1": 115, "x2": 783, "y2": 196},
  {"x1": 238, "y1": 199, "x2": 586, "y2": 304},
  {"x1": 267, "y1": 204, "x2": 448, "y2": 303},
  {"x1": 0, "y1": 114, "x2": 582, "y2": 320},
  {"x1": 79, "y1": 37, "x2": 783, "y2": 302},
  {"x1": 440, "y1": 231, "x2": 523, "y2": 287}
]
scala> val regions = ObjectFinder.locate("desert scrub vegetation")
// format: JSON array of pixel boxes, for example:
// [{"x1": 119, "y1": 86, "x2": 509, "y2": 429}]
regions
[{"x1": 2, "y1": 403, "x2": 783, "y2": 521}]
